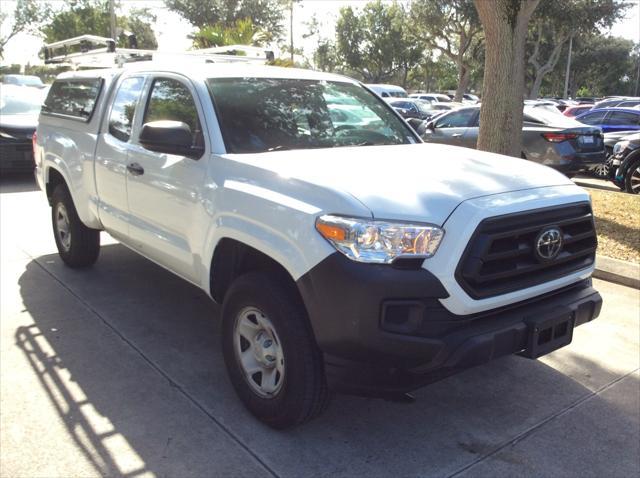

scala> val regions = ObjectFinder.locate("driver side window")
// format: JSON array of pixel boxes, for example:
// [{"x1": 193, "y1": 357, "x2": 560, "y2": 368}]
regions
[
  {"x1": 435, "y1": 109, "x2": 476, "y2": 128},
  {"x1": 143, "y1": 78, "x2": 204, "y2": 147}
]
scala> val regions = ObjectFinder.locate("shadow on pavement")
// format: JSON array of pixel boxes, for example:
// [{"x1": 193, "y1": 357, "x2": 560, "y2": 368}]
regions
[
  {"x1": 16, "y1": 244, "x2": 639, "y2": 477},
  {"x1": 15, "y1": 324, "x2": 147, "y2": 477}
]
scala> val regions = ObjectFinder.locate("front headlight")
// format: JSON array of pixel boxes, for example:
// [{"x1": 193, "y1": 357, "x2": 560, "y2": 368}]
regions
[
  {"x1": 315, "y1": 215, "x2": 444, "y2": 264},
  {"x1": 613, "y1": 141, "x2": 629, "y2": 155}
]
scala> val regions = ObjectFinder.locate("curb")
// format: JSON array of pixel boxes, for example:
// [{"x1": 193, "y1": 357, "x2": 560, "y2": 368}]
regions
[{"x1": 594, "y1": 255, "x2": 640, "y2": 289}]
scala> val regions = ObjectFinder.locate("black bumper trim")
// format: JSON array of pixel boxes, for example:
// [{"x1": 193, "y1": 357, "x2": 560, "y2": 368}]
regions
[{"x1": 296, "y1": 253, "x2": 601, "y2": 395}]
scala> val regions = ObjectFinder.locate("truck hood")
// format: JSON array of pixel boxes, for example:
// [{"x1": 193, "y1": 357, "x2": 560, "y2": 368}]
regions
[{"x1": 225, "y1": 143, "x2": 574, "y2": 225}]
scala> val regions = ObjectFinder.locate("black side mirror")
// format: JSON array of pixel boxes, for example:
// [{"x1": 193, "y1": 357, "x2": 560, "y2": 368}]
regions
[
  {"x1": 425, "y1": 121, "x2": 435, "y2": 131},
  {"x1": 139, "y1": 121, "x2": 204, "y2": 159},
  {"x1": 406, "y1": 118, "x2": 423, "y2": 132}
]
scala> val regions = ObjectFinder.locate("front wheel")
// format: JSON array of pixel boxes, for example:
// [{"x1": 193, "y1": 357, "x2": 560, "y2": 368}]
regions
[
  {"x1": 51, "y1": 184, "x2": 100, "y2": 267},
  {"x1": 624, "y1": 159, "x2": 640, "y2": 194},
  {"x1": 221, "y1": 271, "x2": 329, "y2": 429}
]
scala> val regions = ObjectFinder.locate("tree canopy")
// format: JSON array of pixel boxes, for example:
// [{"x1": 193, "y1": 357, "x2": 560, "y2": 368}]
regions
[
  {"x1": 42, "y1": 0, "x2": 158, "y2": 49},
  {"x1": 334, "y1": 1, "x2": 421, "y2": 84},
  {"x1": 526, "y1": 0, "x2": 630, "y2": 98},
  {"x1": 410, "y1": 0, "x2": 483, "y2": 101},
  {"x1": 164, "y1": 0, "x2": 286, "y2": 40},
  {"x1": 191, "y1": 18, "x2": 269, "y2": 48},
  {"x1": 0, "y1": 0, "x2": 50, "y2": 59}
]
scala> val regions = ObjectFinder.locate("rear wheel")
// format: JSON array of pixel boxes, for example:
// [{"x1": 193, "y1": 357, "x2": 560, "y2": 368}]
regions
[
  {"x1": 591, "y1": 149, "x2": 613, "y2": 179},
  {"x1": 624, "y1": 158, "x2": 640, "y2": 194},
  {"x1": 51, "y1": 184, "x2": 100, "y2": 267},
  {"x1": 221, "y1": 271, "x2": 329, "y2": 429}
]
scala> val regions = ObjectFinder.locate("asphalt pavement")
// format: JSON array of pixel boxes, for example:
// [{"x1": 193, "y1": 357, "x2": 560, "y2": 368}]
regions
[{"x1": 1, "y1": 173, "x2": 639, "y2": 478}]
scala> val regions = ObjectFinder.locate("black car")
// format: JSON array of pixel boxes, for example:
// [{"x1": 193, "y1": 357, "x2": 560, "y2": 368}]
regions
[
  {"x1": 589, "y1": 130, "x2": 638, "y2": 179},
  {"x1": 611, "y1": 132, "x2": 640, "y2": 194},
  {"x1": 0, "y1": 85, "x2": 44, "y2": 173}
]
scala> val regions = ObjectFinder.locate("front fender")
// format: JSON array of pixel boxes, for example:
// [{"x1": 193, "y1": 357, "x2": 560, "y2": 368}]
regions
[{"x1": 201, "y1": 212, "x2": 335, "y2": 299}]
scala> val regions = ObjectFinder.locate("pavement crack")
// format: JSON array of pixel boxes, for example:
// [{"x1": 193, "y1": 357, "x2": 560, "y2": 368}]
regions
[
  {"x1": 447, "y1": 367, "x2": 640, "y2": 477},
  {"x1": 29, "y1": 255, "x2": 281, "y2": 478}
]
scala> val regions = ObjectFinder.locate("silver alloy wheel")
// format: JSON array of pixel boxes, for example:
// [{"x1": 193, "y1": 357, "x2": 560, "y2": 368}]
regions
[
  {"x1": 234, "y1": 307, "x2": 285, "y2": 398},
  {"x1": 631, "y1": 165, "x2": 640, "y2": 194},
  {"x1": 55, "y1": 203, "x2": 71, "y2": 251},
  {"x1": 592, "y1": 162, "x2": 610, "y2": 178}
]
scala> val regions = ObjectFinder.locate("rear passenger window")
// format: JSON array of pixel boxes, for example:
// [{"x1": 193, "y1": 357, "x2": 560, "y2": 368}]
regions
[
  {"x1": 435, "y1": 109, "x2": 476, "y2": 128},
  {"x1": 42, "y1": 78, "x2": 102, "y2": 121},
  {"x1": 143, "y1": 78, "x2": 203, "y2": 147},
  {"x1": 109, "y1": 77, "x2": 145, "y2": 142},
  {"x1": 608, "y1": 111, "x2": 640, "y2": 126},
  {"x1": 577, "y1": 111, "x2": 607, "y2": 125}
]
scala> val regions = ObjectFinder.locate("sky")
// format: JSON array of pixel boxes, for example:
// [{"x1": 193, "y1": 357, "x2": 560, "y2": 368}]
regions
[{"x1": 1, "y1": 0, "x2": 639, "y2": 65}]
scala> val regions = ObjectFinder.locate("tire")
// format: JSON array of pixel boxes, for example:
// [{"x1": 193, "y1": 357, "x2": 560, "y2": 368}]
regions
[
  {"x1": 221, "y1": 271, "x2": 329, "y2": 429},
  {"x1": 624, "y1": 158, "x2": 640, "y2": 194},
  {"x1": 590, "y1": 149, "x2": 612, "y2": 179},
  {"x1": 51, "y1": 184, "x2": 100, "y2": 268}
]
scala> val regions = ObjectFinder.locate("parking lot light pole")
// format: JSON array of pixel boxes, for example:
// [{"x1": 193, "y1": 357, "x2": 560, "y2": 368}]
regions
[{"x1": 109, "y1": 0, "x2": 116, "y2": 40}]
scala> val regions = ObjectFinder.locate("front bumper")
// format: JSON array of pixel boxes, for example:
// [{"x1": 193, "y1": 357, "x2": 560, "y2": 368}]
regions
[
  {"x1": 297, "y1": 253, "x2": 601, "y2": 395},
  {"x1": 551, "y1": 151, "x2": 606, "y2": 174}
]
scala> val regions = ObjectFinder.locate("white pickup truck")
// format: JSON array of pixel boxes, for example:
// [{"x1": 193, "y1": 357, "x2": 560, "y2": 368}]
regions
[{"x1": 34, "y1": 63, "x2": 602, "y2": 429}]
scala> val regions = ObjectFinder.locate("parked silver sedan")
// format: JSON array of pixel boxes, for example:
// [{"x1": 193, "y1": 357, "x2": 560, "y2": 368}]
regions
[{"x1": 421, "y1": 105, "x2": 605, "y2": 176}]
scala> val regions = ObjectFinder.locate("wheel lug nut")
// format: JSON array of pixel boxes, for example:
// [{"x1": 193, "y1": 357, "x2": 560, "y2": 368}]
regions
[
  {"x1": 263, "y1": 339, "x2": 273, "y2": 348},
  {"x1": 265, "y1": 354, "x2": 275, "y2": 362}
]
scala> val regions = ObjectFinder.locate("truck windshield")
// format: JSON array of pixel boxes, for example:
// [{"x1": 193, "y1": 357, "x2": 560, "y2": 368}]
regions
[{"x1": 206, "y1": 78, "x2": 415, "y2": 154}]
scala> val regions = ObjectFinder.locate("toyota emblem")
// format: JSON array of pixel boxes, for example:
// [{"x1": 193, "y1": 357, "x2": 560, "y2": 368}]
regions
[{"x1": 535, "y1": 227, "x2": 563, "y2": 261}]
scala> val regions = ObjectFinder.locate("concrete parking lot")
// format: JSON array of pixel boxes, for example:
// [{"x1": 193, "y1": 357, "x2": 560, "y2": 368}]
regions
[{"x1": 1, "y1": 174, "x2": 638, "y2": 478}]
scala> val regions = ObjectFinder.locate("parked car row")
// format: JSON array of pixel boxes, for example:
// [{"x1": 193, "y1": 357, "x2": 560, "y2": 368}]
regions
[
  {"x1": 575, "y1": 107, "x2": 640, "y2": 133},
  {"x1": 418, "y1": 104, "x2": 605, "y2": 177},
  {"x1": 0, "y1": 83, "x2": 48, "y2": 173}
]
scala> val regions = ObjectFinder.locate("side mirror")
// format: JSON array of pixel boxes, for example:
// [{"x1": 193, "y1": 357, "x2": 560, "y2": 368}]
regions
[
  {"x1": 139, "y1": 120, "x2": 204, "y2": 159},
  {"x1": 425, "y1": 121, "x2": 435, "y2": 131},
  {"x1": 406, "y1": 118, "x2": 424, "y2": 133}
]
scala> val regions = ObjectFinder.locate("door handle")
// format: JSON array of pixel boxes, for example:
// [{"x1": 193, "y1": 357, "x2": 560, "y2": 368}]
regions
[
  {"x1": 127, "y1": 162, "x2": 144, "y2": 176},
  {"x1": 452, "y1": 133, "x2": 463, "y2": 138}
]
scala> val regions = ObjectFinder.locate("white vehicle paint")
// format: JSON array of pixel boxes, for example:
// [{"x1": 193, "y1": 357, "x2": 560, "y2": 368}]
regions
[
  {"x1": 365, "y1": 83, "x2": 408, "y2": 98},
  {"x1": 34, "y1": 62, "x2": 602, "y2": 424},
  {"x1": 34, "y1": 62, "x2": 596, "y2": 309}
]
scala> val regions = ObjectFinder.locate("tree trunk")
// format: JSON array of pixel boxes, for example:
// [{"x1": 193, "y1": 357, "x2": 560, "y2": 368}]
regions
[
  {"x1": 529, "y1": 72, "x2": 545, "y2": 99},
  {"x1": 402, "y1": 64, "x2": 409, "y2": 89},
  {"x1": 455, "y1": 63, "x2": 471, "y2": 102},
  {"x1": 474, "y1": 0, "x2": 540, "y2": 157},
  {"x1": 528, "y1": 36, "x2": 567, "y2": 99}
]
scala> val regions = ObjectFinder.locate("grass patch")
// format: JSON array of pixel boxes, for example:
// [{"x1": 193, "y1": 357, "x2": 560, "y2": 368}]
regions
[{"x1": 588, "y1": 188, "x2": 640, "y2": 264}]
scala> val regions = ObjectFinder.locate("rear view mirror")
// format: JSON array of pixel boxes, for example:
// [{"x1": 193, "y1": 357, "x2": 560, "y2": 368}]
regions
[{"x1": 139, "y1": 120, "x2": 204, "y2": 159}]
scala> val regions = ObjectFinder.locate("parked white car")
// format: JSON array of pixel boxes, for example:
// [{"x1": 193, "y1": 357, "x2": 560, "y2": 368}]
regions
[
  {"x1": 365, "y1": 83, "x2": 408, "y2": 98},
  {"x1": 35, "y1": 64, "x2": 602, "y2": 429}
]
